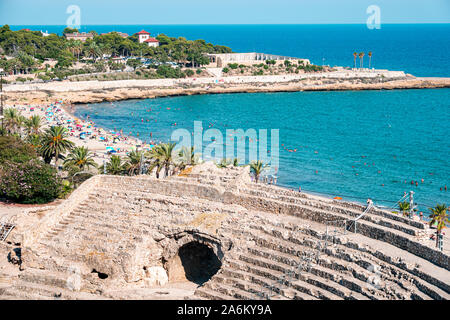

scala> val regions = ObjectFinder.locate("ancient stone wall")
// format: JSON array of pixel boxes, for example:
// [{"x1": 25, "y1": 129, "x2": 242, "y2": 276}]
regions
[{"x1": 22, "y1": 175, "x2": 101, "y2": 247}]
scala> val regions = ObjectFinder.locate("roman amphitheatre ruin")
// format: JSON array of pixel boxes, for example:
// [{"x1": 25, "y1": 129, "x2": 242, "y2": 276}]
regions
[{"x1": 0, "y1": 162, "x2": 449, "y2": 300}]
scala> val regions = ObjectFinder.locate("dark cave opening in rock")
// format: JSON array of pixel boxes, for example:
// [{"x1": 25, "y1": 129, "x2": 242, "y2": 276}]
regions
[
  {"x1": 178, "y1": 242, "x2": 222, "y2": 285},
  {"x1": 91, "y1": 269, "x2": 109, "y2": 279}
]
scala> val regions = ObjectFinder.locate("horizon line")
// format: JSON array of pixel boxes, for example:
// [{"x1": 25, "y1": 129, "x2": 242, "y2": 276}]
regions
[{"x1": 5, "y1": 22, "x2": 450, "y2": 26}]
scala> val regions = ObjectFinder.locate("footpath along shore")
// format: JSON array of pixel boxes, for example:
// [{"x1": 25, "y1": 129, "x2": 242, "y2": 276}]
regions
[{"x1": 3, "y1": 70, "x2": 450, "y2": 105}]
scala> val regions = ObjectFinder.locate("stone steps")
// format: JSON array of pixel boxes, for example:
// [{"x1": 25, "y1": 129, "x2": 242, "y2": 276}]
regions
[
  {"x1": 0, "y1": 266, "x2": 108, "y2": 300},
  {"x1": 225, "y1": 257, "x2": 343, "y2": 300},
  {"x1": 95, "y1": 174, "x2": 426, "y2": 236},
  {"x1": 249, "y1": 183, "x2": 426, "y2": 230},
  {"x1": 96, "y1": 178, "x2": 426, "y2": 247},
  {"x1": 203, "y1": 278, "x2": 259, "y2": 300},
  {"x1": 6, "y1": 279, "x2": 107, "y2": 300},
  {"x1": 22, "y1": 174, "x2": 448, "y2": 300},
  {"x1": 221, "y1": 223, "x2": 439, "y2": 300},
  {"x1": 0, "y1": 287, "x2": 55, "y2": 300},
  {"x1": 240, "y1": 187, "x2": 425, "y2": 237},
  {"x1": 240, "y1": 192, "x2": 424, "y2": 247},
  {"x1": 218, "y1": 268, "x2": 318, "y2": 300},
  {"x1": 194, "y1": 286, "x2": 237, "y2": 300},
  {"x1": 18, "y1": 268, "x2": 77, "y2": 289},
  {"x1": 211, "y1": 272, "x2": 290, "y2": 300},
  {"x1": 245, "y1": 246, "x2": 374, "y2": 300},
  {"x1": 238, "y1": 252, "x2": 349, "y2": 300},
  {"x1": 246, "y1": 223, "x2": 447, "y2": 299}
]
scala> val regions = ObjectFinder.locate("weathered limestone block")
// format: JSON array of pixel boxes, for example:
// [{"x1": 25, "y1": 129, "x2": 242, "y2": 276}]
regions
[
  {"x1": 122, "y1": 237, "x2": 162, "y2": 283},
  {"x1": 144, "y1": 266, "x2": 169, "y2": 286},
  {"x1": 166, "y1": 254, "x2": 187, "y2": 283}
]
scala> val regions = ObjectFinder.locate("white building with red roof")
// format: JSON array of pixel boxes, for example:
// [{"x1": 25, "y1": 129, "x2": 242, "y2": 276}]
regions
[{"x1": 137, "y1": 30, "x2": 159, "y2": 48}]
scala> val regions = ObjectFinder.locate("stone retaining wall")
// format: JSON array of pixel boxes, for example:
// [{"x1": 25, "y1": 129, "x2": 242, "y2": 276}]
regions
[
  {"x1": 24, "y1": 174, "x2": 450, "y2": 272},
  {"x1": 4, "y1": 71, "x2": 407, "y2": 93},
  {"x1": 22, "y1": 175, "x2": 101, "y2": 247}
]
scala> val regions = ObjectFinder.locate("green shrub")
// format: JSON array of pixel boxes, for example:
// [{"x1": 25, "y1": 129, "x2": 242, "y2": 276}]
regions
[
  {"x1": 228, "y1": 63, "x2": 239, "y2": 70},
  {"x1": 59, "y1": 180, "x2": 73, "y2": 199},
  {"x1": 185, "y1": 69, "x2": 194, "y2": 77},
  {"x1": 16, "y1": 77, "x2": 26, "y2": 82},
  {"x1": 37, "y1": 74, "x2": 51, "y2": 81},
  {"x1": 196, "y1": 68, "x2": 202, "y2": 75},
  {"x1": 222, "y1": 67, "x2": 229, "y2": 73},
  {"x1": 0, "y1": 159, "x2": 62, "y2": 204},
  {"x1": 0, "y1": 136, "x2": 37, "y2": 164},
  {"x1": 263, "y1": 65, "x2": 269, "y2": 70},
  {"x1": 156, "y1": 65, "x2": 185, "y2": 78}
]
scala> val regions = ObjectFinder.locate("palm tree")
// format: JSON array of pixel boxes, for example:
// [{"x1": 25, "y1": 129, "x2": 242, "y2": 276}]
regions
[
  {"x1": 359, "y1": 52, "x2": 365, "y2": 69},
  {"x1": 87, "y1": 42, "x2": 101, "y2": 62},
  {"x1": 16, "y1": 115, "x2": 27, "y2": 137},
  {"x1": 26, "y1": 133, "x2": 42, "y2": 150},
  {"x1": 176, "y1": 146, "x2": 197, "y2": 171},
  {"x1": 41, "y1": 126, "x2": 75, "y2": 168},
  {"x1": 99, "y1": 155, "x2": 126, "y2": 175},
  {"x1": 25, "y1": 115, "x2": 42, "y2": 135},
  {"x1": 398, "y1": 201, "x2": 411, "y2": 217},
  {"x1": 250, "y1": 160, "x2": 265, "y2": 183},
  {"x1": 429, "y1": 204, "x2": 449, "y2": 248},
  {"x1": 146, "y1": 142, "x2": 177, "y2": 178},
  {"x1": 147, "y1": 154, "x2": 162, "y2": 178},
  {"x1": 368, "y1": 51, "x2": 373, "y2": 69},
  {"x1": 353, "y1": 52, "x2": 358, "y2": 69},
  {"x1": 4, "y1": 108, "x2": 21, "y2": 134},
  {"x1": 233, "y1": 158, "x2": 240, "y2": 167},
  {"x1": 216, "y1": 158, "x2": 230, "y2": 169},
  {"x1": 73, "y1": 40, "x2": 83, "y2": 61},
  {"x1": 63, "y1": 146, "x2": 97, "y2": 173},
  {"x1": 125, "y1": 149, "x2": 144, "y2": 176},
  {"x1": 65, "y1": 41, "x2": 76, "y2": 57}
]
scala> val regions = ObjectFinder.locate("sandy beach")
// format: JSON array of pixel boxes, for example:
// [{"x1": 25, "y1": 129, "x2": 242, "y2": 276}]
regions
[{"x1": 10, "y1": 102, "x2": 150, "y2": 166}]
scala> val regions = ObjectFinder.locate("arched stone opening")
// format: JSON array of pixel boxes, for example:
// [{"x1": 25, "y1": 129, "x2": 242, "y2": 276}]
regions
[{"x1": 166, "y1": 241, "x2": 222, "y2": 285}]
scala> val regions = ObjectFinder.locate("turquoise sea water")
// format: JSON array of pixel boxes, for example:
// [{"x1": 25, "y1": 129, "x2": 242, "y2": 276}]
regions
[
  {"x1": 75, "y1": 89, "x2": 450, "y2": 211},
  {"x1": 15, "y1": 23, "x2": 448, "y2": 210}
]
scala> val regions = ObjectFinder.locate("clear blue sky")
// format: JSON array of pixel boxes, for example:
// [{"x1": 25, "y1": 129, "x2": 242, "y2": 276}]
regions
[{"x1": 0, "y1": 0, "x2": 449, "y2": 25}]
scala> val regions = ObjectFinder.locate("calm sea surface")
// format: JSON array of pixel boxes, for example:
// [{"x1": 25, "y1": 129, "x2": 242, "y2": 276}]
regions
[
  {"x1": 75, "y1": 89, "x2": 450, "y2": 211},
  {"x1": 14, "y1": 24, "x2": 449, "y2": 210}
]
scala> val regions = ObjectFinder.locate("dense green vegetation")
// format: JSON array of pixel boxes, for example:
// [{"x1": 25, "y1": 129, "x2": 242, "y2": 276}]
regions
[
  {"x1": 0, "y1": 159, "x2": 62, "y2": 204},
  {"x1": 0, "y1": 24, "x2": 232, "y2": 79},
  {"x1": 0, "y1": 135, "x2": 37, "y2": 164}
]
